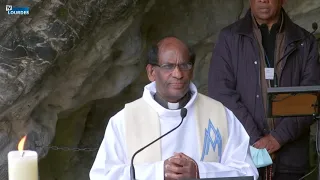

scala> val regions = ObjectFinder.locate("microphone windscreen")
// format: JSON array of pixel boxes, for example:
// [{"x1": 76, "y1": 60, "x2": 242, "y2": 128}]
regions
[
  {"x1": 180, "y1": 108, "x2": 187, "y2": 118},
  {"x1": 312, "y1": 22, "x2": 318, "y2": 31}
]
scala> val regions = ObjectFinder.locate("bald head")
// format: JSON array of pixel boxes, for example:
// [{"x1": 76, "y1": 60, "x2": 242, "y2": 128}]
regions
[
  {"x1": 147, "y1": 36, "x2": 195, "y2": 66},
  {"x1": 157, "y1": 37, "x2": 190, "y2": 67},
  {"x1": 157, "y1": 37, "x2": 190, "y2": 58}
]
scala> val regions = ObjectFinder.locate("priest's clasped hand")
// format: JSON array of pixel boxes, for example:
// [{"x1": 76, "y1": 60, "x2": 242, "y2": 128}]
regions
[{"x1": 164, "y1": 152, "x2": 199, "y2": 180}]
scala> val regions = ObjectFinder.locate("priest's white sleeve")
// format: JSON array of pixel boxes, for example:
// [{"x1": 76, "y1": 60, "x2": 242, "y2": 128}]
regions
[
  {"x1": 196, "y1": 108, "x2": 259, "y2": 180},
  {"x1": 89, "y1": 110, "x2": 165, "y2": 180}
]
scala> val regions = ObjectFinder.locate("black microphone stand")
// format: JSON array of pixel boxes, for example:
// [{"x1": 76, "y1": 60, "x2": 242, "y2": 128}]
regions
[
  {"x1": 276, "y1": 22, "x2": 318, "y2": 68},
  {"x1": 273, "y1": 23, "x2": 318, "y2": 89},
  {"x1": 310, "y1": 22, "x2": 320, "y2": 180},
  {"x1": 130, "y1": 108, "x2": 188, "y2": 180},
  {"x1": 311, "y1": 22, "x2": 320, "y2": 180},
  {"x1": 271, "y1": 22, "x2": 319, "y2": 180}
]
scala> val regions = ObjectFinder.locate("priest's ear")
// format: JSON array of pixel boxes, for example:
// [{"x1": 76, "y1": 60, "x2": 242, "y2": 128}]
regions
[
  {"x1": 146, "y1": 46, "x2": 158, "y2": 82},
  {"x1": 146, "y1": 64, "x2": 156, "y2": 81}
]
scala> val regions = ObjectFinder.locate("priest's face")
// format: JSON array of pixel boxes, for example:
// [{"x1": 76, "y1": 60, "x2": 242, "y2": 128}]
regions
[{"x1": 147, "y1": 37, "x2": 194, "y2": 103}]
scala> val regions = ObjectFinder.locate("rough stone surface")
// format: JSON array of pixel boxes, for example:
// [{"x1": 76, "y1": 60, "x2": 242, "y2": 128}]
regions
[{"x1": 0, "y1": 0, "x2": 319, "y2": 180}]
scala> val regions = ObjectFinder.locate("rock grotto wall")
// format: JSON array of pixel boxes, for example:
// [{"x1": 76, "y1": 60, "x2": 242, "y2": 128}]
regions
[{"x1": 0, "y1": 0, "x2": 319, "y2": 179}]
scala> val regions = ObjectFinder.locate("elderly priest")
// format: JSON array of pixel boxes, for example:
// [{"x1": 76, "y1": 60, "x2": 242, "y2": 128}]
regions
[{"x1": 89, "y1": 37, "x2": 259, "y2": 180}]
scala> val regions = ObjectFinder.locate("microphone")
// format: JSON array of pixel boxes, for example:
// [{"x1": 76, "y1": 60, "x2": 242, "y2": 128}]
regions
[
  {"x1": 130, "y1": 108, "x2": 188, "y2": 180},
  {"x1": 274, "y1": 22, "x2": 318, "y2": 87},
  {"x1": 311, "y1": 22, "x2": 318, "y2": 44},
  {"x1": 312, "y1": 22, "x2": 318, "y2": 31}
]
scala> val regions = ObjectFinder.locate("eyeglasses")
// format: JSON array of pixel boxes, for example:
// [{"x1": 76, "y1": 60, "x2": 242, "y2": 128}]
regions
[{"x1": 152, "y1": 62, "x2": 193, "y2": 71}]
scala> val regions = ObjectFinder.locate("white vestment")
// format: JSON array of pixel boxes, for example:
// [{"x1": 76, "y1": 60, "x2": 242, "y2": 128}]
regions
[{"x1": 89, "y1": 82, "x2": 259, "y2": 180}]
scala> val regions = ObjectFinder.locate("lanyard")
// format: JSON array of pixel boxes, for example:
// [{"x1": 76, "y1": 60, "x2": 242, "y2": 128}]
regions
[{"x1": 265, "y1": 54, "x2": 271, "y2": 68}]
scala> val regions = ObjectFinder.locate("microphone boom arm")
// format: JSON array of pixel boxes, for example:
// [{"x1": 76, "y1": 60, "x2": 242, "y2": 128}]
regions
[{"x1": 130, "y1": 108, "x2": 188, "y2": 180}]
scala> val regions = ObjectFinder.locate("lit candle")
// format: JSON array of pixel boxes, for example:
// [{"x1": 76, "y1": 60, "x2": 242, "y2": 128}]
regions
[{"x1": 8, "y1": 136, "x2": 38, "y2": 180}]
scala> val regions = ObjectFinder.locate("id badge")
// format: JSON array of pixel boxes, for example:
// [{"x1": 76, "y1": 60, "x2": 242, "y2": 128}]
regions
[{"x1": 264, "y1": 68, "x2": 274, "y2": 80}]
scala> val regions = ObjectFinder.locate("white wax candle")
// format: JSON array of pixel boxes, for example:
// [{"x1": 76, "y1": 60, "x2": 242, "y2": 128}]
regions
[{"x1": 8, "y1": 150, "x2": 38, "y2": 180}]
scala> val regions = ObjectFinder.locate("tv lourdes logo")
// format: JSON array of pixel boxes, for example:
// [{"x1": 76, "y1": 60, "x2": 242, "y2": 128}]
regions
[
  {"x1": 201, "y1": 119, "x2": 223, "y2": 162},
  {"x1": 6, "y1": 5, "x2": 29, "y2": 15},
  {"x1": 5, "y1": 5, "x2": 12, "y2": 11}
]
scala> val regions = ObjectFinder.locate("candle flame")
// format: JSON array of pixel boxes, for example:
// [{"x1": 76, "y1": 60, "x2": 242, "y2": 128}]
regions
[{"x1": 18, "y1": 135, "x2": 27, "y2": 151}]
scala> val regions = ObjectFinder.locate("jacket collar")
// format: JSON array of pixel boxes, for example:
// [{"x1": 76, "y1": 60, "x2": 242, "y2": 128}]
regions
[{"x1": 236, "y1": 8, "x2": 305, "y2": 45}]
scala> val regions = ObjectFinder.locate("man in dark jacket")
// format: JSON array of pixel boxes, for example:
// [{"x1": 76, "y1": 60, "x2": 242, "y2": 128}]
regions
[{"x1": 208, "y1": 0, "x2": 320, "y2": 179}]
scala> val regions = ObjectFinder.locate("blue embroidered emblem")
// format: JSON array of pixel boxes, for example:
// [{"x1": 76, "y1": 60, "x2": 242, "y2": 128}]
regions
[{"x1": 200, "y1": 119, "x2": 222, "y2": 162}]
